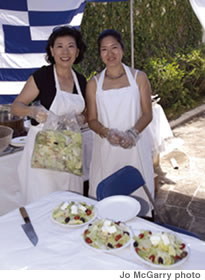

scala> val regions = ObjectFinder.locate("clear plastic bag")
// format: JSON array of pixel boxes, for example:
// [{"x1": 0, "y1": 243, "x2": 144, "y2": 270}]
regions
[{"x1": 31, "y1": 112, "x2": 83, "y2": 176}]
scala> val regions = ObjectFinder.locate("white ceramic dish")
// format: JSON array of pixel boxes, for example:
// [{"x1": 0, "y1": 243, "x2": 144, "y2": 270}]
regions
[
  {"x1": 96, "y1": 195, "x2": 141, "y2": 222},
  {"x1": 10, "y1": 136, "x2": 27, "y2": 147},
  {"x1": 82, "y1": 218, "x2": 132, "y2": 252},
  {"x1": 51, "y1": 200, "x2": 97, "y2": 228},
  {"x1": 131, "y1": 230, "x2": 190, "y2": 269}
]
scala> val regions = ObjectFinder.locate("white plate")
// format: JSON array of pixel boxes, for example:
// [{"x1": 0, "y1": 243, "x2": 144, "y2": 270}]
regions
[
  {"x1": 10, "y1": 136, "x2": 27, "y2": 147},
  {"x1": 131, "y1": 230, "x2": 190, "y2": 269},
  {"x1": 82, "y1": 219, "x2": 132, "y2": 252},
  {"x1": 96, "y1": 195, "x2": 141, "y2": 222},
  {"x1": 51, "y1": 200, "x2": 97, "y2": 228}
]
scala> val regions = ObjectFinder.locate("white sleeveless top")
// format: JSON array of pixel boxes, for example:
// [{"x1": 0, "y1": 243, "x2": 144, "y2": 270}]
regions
[{"x1": 89, "y1": 63, "x2": 154, "y2": 204}]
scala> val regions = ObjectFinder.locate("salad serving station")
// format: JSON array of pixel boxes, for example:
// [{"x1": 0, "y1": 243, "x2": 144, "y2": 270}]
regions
[{"x1": 0, "y1": 190, "x2": 204, "y2": 270}]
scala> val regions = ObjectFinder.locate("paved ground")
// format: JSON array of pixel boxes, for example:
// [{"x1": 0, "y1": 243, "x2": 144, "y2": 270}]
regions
[{"x1": 155, "y1": 108, "x2": 205, "y2": 241}]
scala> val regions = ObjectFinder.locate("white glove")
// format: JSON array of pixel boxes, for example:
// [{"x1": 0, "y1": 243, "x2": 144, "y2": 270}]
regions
[
  {"x1": 106, "y1": 129, "x2": 124, "y2": 146},
  {"x1": 30, "y1": 105, "x2": 48, "y2": 123},
  {"x1": 120, "y1": 128, "x2": 140, "y2": 149},
  {"x1": 75, "y1": 114, "x2": 86, "y2": 127}
]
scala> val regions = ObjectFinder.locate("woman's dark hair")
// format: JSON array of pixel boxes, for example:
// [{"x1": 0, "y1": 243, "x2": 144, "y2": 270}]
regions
[
  {"x1": 46, "y1": 26, "x2": 86, "y2": 64},
  {"x1": 97, "y1": 29, "x2": 124, "y2": 54}
]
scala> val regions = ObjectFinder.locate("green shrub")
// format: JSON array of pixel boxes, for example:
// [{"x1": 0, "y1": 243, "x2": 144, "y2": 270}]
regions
[{"x1": 144, "y1": 45, "x2": 205, "y2": 118}]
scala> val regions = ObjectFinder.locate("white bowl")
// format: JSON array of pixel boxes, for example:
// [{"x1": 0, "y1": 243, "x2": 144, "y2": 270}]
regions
[
  {"x1": 131, "y1": 230, "x2": 190, "y2": 269},
  {"x1": 51, "y1": 200, "x2": 97, "y2": 228},
  {"x1": 0, "y1": 125, "x2": 13, "y2": 152}
]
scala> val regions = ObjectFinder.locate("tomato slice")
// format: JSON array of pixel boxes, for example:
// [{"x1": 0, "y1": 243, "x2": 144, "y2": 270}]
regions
[
  {"x1": 86, "y1": 209, "x2": 92, "y2": 216},
  {"x1": 84, "y1": 229, "x2": 88, "y2": 235},
  {"x1": 115, "y1": 234, "x2": 122, "y2": 241},
  {"x1": 149, "y1": 255, "x2": 155, "y2": 263},
  {"x1": 74, "y1": 215, "x2": 80, "y2": 220},
  {"x1": 85, "y1": 237, "x2": 92, "y2": 244}
]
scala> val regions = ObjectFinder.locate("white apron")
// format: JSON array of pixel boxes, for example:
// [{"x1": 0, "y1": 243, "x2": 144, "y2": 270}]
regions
[
  {"x1": 18, "y1": 67, "x2": 85, "y2": 204},
  {"x1": 89, "y1": 64, "x2": 154, "y2": 203}
]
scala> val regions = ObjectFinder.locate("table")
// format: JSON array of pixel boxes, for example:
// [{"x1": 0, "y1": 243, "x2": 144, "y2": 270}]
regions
[
  {"x1": 0, "y1": 191, "x2": 204, "y2": 270},
  {"x1": 0, "y1": 151, "x2": 22, "y2": 215}
]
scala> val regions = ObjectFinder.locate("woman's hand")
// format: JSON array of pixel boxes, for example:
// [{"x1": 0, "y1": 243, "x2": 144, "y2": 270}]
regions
[
  {"x1": 75, "y1": 113, "x2": 86, "y2": 127},
  {"x1": 106, "y1": 129, "x2": 124, "y2": 146},
  {"x1": 30, "y1": 105, "x2": 48, "y2": 123},
  {"x1": 119, "y1": 128, "x2": 140, "y2": 149}
]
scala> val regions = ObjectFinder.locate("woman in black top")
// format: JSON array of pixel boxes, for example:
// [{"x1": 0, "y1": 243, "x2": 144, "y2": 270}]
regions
[{"x1": 11, "y1": 26, "x2": 87, "y2": 204}]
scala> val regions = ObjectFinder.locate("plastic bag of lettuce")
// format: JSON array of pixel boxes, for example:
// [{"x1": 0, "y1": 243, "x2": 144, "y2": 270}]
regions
[{"x1": 31, "y1": 112, "x2": 83, "y2": 176}]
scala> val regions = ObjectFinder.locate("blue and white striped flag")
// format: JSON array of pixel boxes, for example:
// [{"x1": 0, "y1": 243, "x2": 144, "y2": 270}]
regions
[{"x1": 0, "y1": 0, "x2": 86, "y2": 103}]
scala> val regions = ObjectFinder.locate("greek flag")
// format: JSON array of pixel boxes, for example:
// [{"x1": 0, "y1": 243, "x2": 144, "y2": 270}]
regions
[{"x1": 0, "y1": 0, "x2": 86, "y2": 104}]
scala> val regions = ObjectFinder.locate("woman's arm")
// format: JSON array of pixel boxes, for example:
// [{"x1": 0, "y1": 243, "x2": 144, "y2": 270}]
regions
[
  {"x1": 86, "y1": 78, "x2": 108, "y2": 138},
  {"x1": 11, "y1": 76, "x2": 47, "y2": 122},
  {"x1": 11, "y1": 76, "x2": 39, "y2": 117},
  {"x1": 133, "y1": 70, "x2": 153, "y2": 133}
]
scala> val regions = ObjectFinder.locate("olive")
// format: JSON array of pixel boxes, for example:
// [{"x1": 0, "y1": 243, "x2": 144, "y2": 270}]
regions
[
  {"x1": 133, "y1": 241, "x2": 138, "y2": 247},
  {"x1": 107, "y1": 243, "x2": 114, "y2": 248},
  {"x1": 123, "y1": 231, "x2": 130, "y2": 236},
  {"x1": 80, "y1": 217, "x2": 85, "y2": 223},
  {"x1": 158, "y1": 257, "x2": 164, "y2": 264},
  {"x1": 64, "y1": 217, "x2": 70, "y2": 223},
  {"x1": 180, "y1": 251, "x2": 188, "y2": 258}
]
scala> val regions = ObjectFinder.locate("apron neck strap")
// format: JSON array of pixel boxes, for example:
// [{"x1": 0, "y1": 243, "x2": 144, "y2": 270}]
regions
[
  {"x1": 54, "y1": 66, "x2": 83, "y2": 97},
  {"x1": 98, "y1": 63, "x2": 136, "y2": 90}
]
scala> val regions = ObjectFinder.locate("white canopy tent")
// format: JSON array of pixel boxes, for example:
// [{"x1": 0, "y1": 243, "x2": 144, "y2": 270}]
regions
[{"x1": 189, "y1": 0, "x2": 205, "y2": 42}]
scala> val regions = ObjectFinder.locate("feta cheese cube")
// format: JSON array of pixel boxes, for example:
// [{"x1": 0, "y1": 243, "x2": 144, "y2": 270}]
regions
[
  {"x1": 161, "y1": 233, "x2": 170, "y2": 245},
  {"x1": 60, "y1": 202, "x2": 69, "y2": 210},
  {"x1": 71, "y1": 205, "x2": 78, "y2": 214},
  {"x1": 78, "y1": 204, "x2": 87, "y2": 212},
  {"x1": 102, "y1": 225, "x2": 109, "y2": 233},
  {"x1": 107, "y1": 225, "x2": 117, "y2": 234},
  {"x1": 104, "y1": 220, "x2": 111, "y2": 227},
  {"x1": 150, "y1": 234, "x2": 161, "y2": 246}
]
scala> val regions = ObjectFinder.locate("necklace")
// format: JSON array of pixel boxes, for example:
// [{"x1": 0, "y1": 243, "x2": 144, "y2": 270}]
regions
[{"x1": 105, "y1": 70, "x2": 125, "y2": 80}]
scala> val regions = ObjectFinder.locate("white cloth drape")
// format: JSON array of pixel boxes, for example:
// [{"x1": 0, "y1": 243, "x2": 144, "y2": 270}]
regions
[{"x1": 189, "y1": 0, "x2": 205, "y2": 29}]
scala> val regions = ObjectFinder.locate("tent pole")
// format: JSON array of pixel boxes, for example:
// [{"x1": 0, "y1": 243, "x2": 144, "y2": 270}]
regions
[{"x1": 130, "y1": 0, "x2": 134, "y2": 68}]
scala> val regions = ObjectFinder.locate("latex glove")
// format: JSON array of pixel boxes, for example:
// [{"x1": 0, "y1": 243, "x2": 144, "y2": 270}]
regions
[
  {"x1": 120, "y1": 128, "x2": 140, "y2": 149},
  {"x1": 75, "y1": 113, "x2": 86, "y2": 127},
  {"x1": 106, "y1": 129, "x2": 124, "y2": 146},
  {"x1": 30, "y1": 105, "x2": 48, "y2": 123}
]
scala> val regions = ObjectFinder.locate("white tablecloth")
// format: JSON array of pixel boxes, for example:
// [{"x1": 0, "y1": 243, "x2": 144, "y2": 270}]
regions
[
  {"x1": 149, "y1": 103, "x2": 173, "y2": 157},
  {"x1": 0, "y1": 191, "x2": 204, "y2": 270}
]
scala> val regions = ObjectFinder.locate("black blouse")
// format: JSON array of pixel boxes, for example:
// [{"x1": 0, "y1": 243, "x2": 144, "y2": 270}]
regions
[{"x1": 31, "y1": 65, "x2": 87, "y2": 125}]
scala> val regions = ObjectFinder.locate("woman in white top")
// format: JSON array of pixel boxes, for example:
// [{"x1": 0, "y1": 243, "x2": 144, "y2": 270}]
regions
[
  {"x1": 11, "y1": 26, "x2": 87, "y2": 204},
  {"x1": 86, "y1": 29, "x2": 154, "y2": 204}
]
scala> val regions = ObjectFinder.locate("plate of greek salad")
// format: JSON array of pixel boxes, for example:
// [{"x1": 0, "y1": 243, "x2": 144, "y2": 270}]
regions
[
  {"x1": 82, "y1": 218, "x2": 132, "y2": 252},
  {"x1": 51, "y1": 200, "x2": 96, "y2": 227},
  {"x1": 132, "y1": 230, "x2": 189, "y2": 268}
]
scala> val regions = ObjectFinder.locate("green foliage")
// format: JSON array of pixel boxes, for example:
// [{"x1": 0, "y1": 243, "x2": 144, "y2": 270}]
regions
[
  {"x1": 144, "y1": 45, "x2": 205, "y2": 118},
  {"x1": 79, "y1": 0, "x2": 204, "y2": 118}
]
